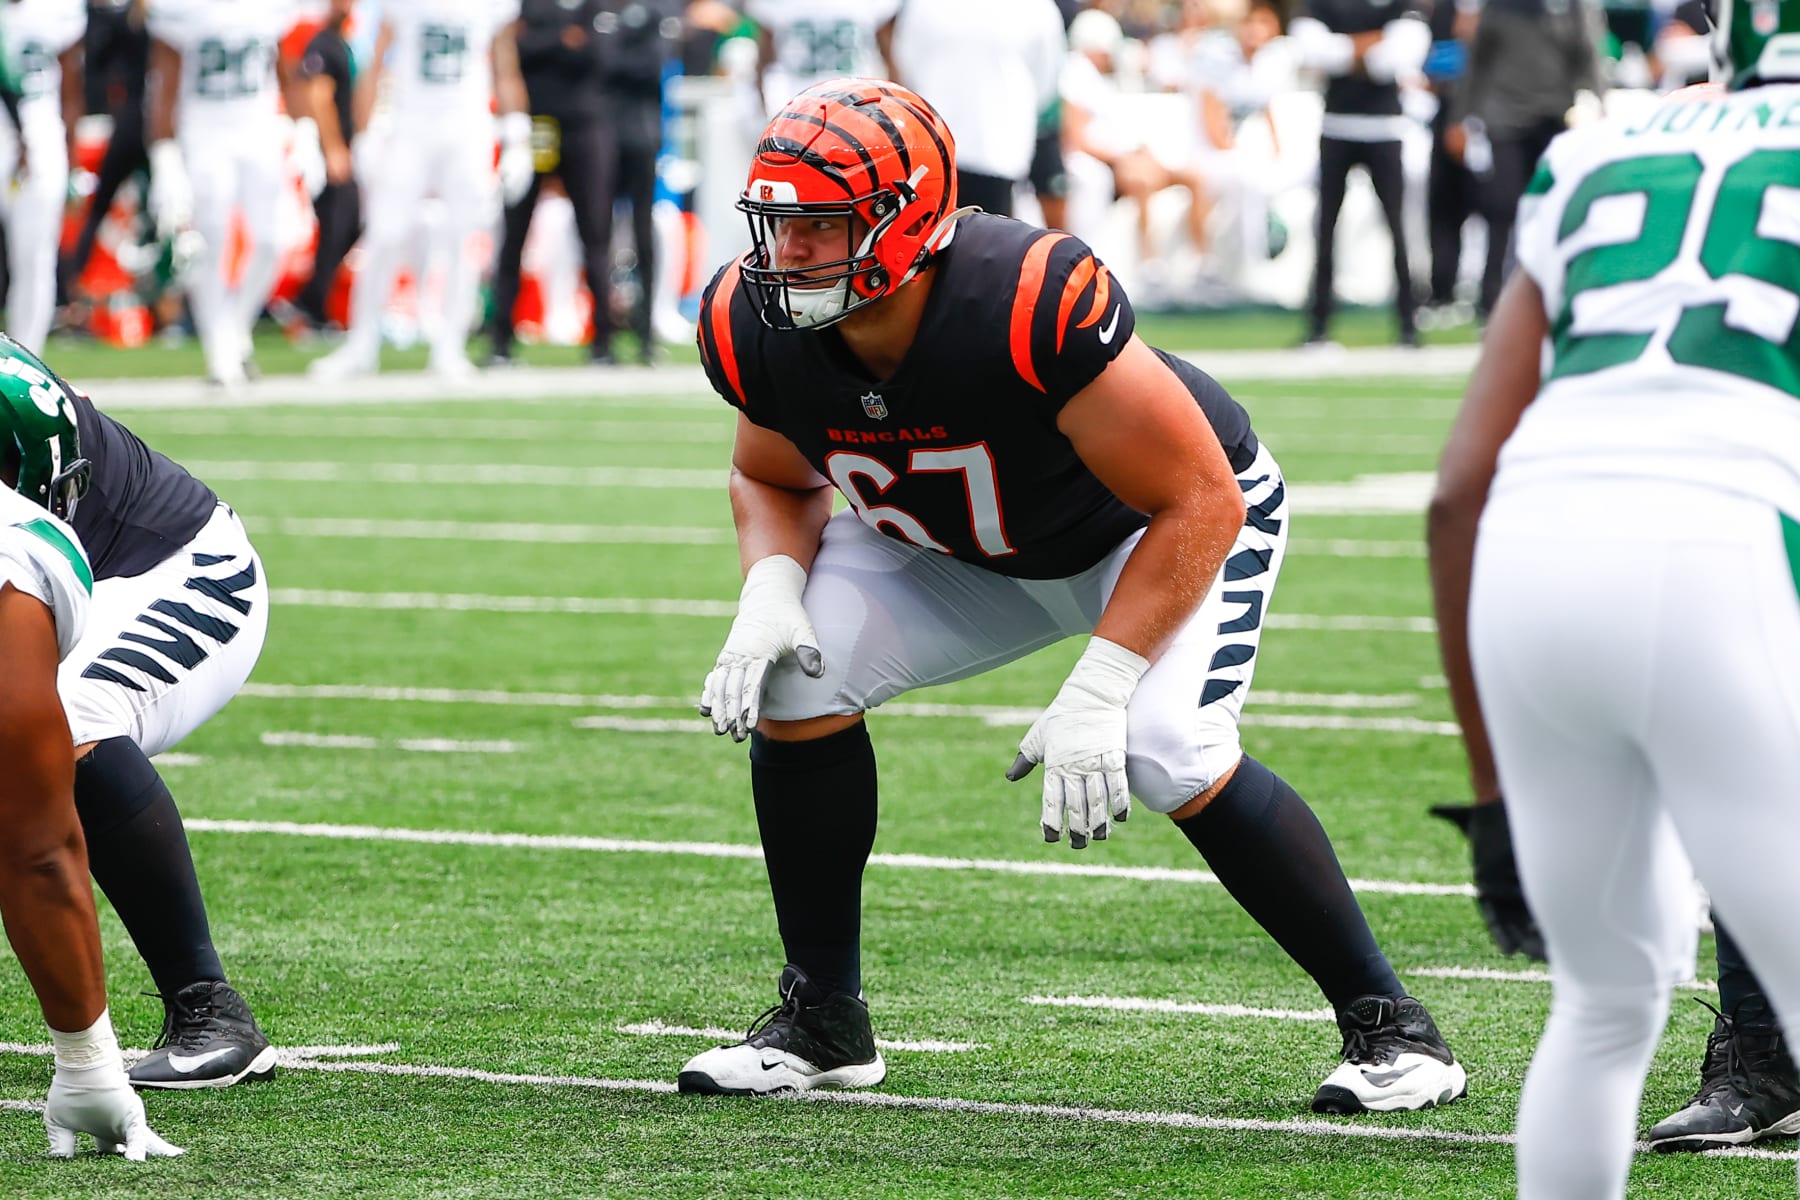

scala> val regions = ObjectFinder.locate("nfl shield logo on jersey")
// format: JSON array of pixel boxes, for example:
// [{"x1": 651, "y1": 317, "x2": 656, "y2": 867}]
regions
[{"x1": 860, "y1": 391, "x2": 888, "y2": 420}]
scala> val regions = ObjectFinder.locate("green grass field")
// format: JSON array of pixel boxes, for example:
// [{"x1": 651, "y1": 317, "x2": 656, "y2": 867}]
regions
[{"x1": 0, "y1": 332, "x2": 1782, "y2": 1199}]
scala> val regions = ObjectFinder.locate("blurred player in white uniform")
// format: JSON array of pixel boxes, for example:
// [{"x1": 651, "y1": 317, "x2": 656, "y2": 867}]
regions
[
  {"x1": 145, "y1": 0, "x2": 303, "y2": 388},
  {"x1": 310, "y1": 0, "x2": 529, "y2": 381},
  {"x1": 748, "y1": 0, "x2": 898, "y2": 117},
  {"x1": 0, "y1": 0, "x2": 85, "y2": 354}
]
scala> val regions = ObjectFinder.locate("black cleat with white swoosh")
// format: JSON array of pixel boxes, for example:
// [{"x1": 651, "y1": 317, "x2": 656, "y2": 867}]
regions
[
  {"x1": 1648, "y1": 1003, "x2": 1800, "y2": 1152},
  {"x1": 677, "y1": 965, "x2": 885, "y2": 1096},
  {"x1": 130, "y1": 980, "x2": 277, "y2": 1090},
  {"x1": 1311, "y1": 995, "x2": 1467, "y2": 1114}
]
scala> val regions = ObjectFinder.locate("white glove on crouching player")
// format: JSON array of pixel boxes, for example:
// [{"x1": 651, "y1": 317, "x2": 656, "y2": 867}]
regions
[
  {"x1": 498, "y1": 112, "x2": 535, "y2": 207},
  {"x1": 699, "y1": 555, "x2": 824, "y2": 742},
  {"x1": 45, "y1": 1009, "x2": 184, "y2": 1161},
  {"x1": 146, "y1": 139, "x2": 192, "y2": 241},
  {"x1": 1007, "y1": 637, "x2": 1149, "y2": 850}
]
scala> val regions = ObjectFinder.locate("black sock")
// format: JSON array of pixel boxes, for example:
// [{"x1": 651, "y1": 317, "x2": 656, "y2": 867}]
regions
[
  {"x1": 1715, "y1": 919, "x2": 1777, "y2": 1032},
  {"x1": 750, "y1": 721, "x2": 877, "y2": 999},
  {"x1": 74, "y1": 737, "x2": 225, "y2": 997},
  {"x1": 1175, "y1": 755, "x2": 1404, "y2": 1010}
]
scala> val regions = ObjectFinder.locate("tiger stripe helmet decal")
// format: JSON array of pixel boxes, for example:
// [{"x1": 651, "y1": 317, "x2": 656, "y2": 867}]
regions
[{"x1": 738, "y1": 78, "x2": 960, "y2": 330}]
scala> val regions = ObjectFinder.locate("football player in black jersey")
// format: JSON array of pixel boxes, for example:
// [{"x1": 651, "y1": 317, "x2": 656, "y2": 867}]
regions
[
  {"x1": 0, "y1": 337, "x2": 276, "y2": 1091},
  {"x1": 680, "y1": 79, "x2": 1467, "y2": 1115}
]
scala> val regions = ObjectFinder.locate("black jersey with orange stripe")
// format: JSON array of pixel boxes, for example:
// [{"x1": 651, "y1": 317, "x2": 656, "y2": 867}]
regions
[{"x1": 697, "y1": 213, "x2": 1257, "y2": 580}]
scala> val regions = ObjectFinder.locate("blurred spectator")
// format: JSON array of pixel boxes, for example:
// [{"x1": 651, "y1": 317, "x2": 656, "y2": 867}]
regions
[
  {"x1": 1461, "y1": 0, "x2": 1602, "y2": 317},
  {"x1": 65, "y1": 0, "x2": 148, "y2": 308},
  {"x1": 749, "y1": 0, "x2": 898, "y2": 116},
  {"x1": 1291, "y1": 0, "x2": 1430, "y2": 348},
  {"x1": 595, "y1": 0, "x2": 682, "y2": 363},
  {"x1": 1063, "y1": 8, "x2": 1213, "y2": 271},
  {"x1": 880, "y1": 0, "x2": 1064, "y2": 218},
  {"x1": 1422, "y1": 0, "x2": 1478, "y2": 323},
  {"x1": 292, "y1": 0, "x2": 358, "y2": 336},
  {"x1": 1028, "y1": 0, "x2": 1081, "y2": 230},
  {"x1": 0, "y1": 0, "x2": 86, "y2": 354},
  {"x1": 489, "y1": 0, "x2": 619, "y2": 367},
  {"x1": 1650, "y1": 0, "x2": 1711, "y2": 92}
]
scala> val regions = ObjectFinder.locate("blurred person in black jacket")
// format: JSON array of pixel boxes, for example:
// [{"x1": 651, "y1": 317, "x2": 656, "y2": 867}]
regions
[
  {"x1": 63, "y1": 0, "x2": 148, "y2": 305},
  {"x1": 1422, "y1": 0, "x2": 1478, "y2": 323},
  {"x1": 292, "y1": 0, "x2": 358, "y2": 335},
  {"x1": 489, "y1": 0, "x2": 621, "y2": 366},
  {"x1": 595, "y1": 0, "x2": 681, "y2": 363}
]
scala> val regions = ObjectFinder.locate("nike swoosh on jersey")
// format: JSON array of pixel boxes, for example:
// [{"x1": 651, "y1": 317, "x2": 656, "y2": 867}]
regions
[
  {"x1": 1359, "y1": 1063, "x2": 1421, "y2": 1087},
  {"x1": 1098, "y1": 306, "x2": 1121, "y2": 345},
  {"x1": 165, "y1": 1047, "x2": 238, "y2": 1073}
]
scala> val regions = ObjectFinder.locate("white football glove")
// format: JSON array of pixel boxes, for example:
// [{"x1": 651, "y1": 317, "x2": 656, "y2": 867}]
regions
[
  {"x1": 1006, "y1": 637, "x2": 1149, "y2": 850},
  {"x1": 292, "y1": 116, "x2": 328, "y2": 198},
  {"x1": 146, "y1": 139, "x2": 192, "y2": 241},
  {"x1": 44, "y1": 1011, "x2": 184, "y2": 1161},
  {"x1": 699, "y1": 555, "x2": 823, "y2": 742},
  {"x1": 498, "y1": 112, "x2": 535, "y2": 208}
]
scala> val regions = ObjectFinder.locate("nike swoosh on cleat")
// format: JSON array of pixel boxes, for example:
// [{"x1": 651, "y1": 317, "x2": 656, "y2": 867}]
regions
[
  {"x1": 165, "y1": 1048, "x2": 238, "y2": 1073},
  {"x1": 1359, "y1": 1064, "x2": 1420, "y2": 1087},
  {"x1": 1098, "y1": 306, "x2": 1121, "y2": 345}
]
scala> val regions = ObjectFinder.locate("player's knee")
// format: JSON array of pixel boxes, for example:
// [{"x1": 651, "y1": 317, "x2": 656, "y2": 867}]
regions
[
  {"x1": 73, "y1": 736, "x2": 169, "y2": 838},
  {"x1": 1125, "y1": 713, "x2": 1241, "y2": 815}
]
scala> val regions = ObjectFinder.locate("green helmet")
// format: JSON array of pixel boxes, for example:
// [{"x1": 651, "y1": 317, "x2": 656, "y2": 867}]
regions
[
  {"x1": 0, "y1": 335, "x2": 89, "y2": 521},
  {"x1": 1715, "y1": 0, "x2": 1800, "y2": 88}
]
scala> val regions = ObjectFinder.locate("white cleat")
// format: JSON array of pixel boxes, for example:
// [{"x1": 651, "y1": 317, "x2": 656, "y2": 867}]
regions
[
  {"x1": 677, "y1": 965, "x2": 887, "y2": 1096},
  {"x1": 1311, "y1": 995, "x2": 1468, "y2": 1114}
]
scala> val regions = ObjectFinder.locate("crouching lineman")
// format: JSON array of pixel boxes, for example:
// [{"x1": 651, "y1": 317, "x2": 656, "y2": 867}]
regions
[
  {"x1": 0, "y1": 337, "x2": 275, "y2": 1089},
  {"x1": 0, "y1": 343, "x2": 181, "y2": 1158},
  {"x1": 681, "y1": 79, "x2": 1468, "y2": 1114}
]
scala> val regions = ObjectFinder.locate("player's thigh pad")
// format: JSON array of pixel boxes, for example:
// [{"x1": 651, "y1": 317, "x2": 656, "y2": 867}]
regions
[
  {"x1": 759, "y1": 509, "x2": 1076, "y2": 721},
  {"x1": 1114, "y1": 444, "x2": 1290, "y2": 813},
  {"x1": 59, "y1": 505, "x2": 269, "y2": 756},
  {"x1": 1470, "y1": 478, "x2": 1703, "y2": 989}
]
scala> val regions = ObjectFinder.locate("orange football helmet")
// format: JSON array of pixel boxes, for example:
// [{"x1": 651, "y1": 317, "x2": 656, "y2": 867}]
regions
[{"x1": 738, "y1": 78, "x2": 959, "y2": 330}]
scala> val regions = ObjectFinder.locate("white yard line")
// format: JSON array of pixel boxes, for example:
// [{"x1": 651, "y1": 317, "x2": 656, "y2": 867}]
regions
[
  {"x1": 1288, "y1": 539, "x2": 1424, "y2": 559},
  {"x1": 185, "y1": 461, "x2": 725, "y2": 489},
  {"x1": 1411, "y1": 966, "x2": 1719, "y2": 993},
  {"x1": 1023, "y1": 996, "x2": 1334, "y2": 1022},
  {"x1": 260, "y1": 732, "x2": 523, "y2": 754},
  {"x1": 0, "y1": 1040, "x2": 1785, "y2": 1161},
  {"x1": 153, "y1": 752, "x2": 204, "y2": 767},
  {"x1": 572, "y1": 712, "x2": 1456, "y2": 737},
  {"x1": 149, "y1": 415, "x2": 733, "y2": 443},
  {"x1": 0, "y1": 1099, "x2": 42, "y2": 1112},
  {"x1": 267, "y1": 587, "x2": 1436, "y2": 632},
  {"x1": 176, "y1": 817, "x2": 1475, "y2": 898},
  {"x1": 249, "y1": 518, "x2": 735, "y2": 545},
  {"x1": 617, "y1": 1020, "x2": 985, "y2": 1054}
]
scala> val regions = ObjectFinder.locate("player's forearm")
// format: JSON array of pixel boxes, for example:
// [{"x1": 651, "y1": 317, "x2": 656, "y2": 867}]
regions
[
  {"x1": 311, "y1": 78, "x2": 348, "y2": 155},
  {"x1": 1425, "y1": 499, "x2": 1500, "y2": 803},
  {"x1": 1092, "y1": 488, "x2": 1245, "y2": 661},
  {"x1": 728, "y1": 471, "x2": 834, "y2": 577},
  {"x1": 148, "y1": 41, "x2": 179, "y2": 142},
  {"x1": 0, "y1": 707, "x2": 107, "y2": 1032}
]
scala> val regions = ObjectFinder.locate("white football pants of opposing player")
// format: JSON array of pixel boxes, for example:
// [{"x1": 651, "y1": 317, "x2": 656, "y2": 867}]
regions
[
  {"x1": 326, "y1": 117, "x2": 498, "y2": 378},
  {"x1": 0, "y1": 116, "x2": 68, "y2": 353},
  {"x1": 58, "y1": 505, "x2": 268, "y2": 757},
  {"x1": 182, "y1": 128, "x2": 286, "y2": 388},
  {"x1": 759, "y1": 442, "x2": 1289, "y2": 813},
  {"x1": 1470, "y1": 475, "x2": 1800, "y2": 1200}
]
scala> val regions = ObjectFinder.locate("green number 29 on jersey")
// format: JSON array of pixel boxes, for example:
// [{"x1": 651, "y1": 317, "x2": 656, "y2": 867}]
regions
[{"x1": 1548, "y1": 149, "x2": 1800, "y2": 396}]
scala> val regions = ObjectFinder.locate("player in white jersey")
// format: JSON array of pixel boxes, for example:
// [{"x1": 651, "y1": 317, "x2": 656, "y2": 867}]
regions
[
  {"x1": 1429, "y1": 3, "x2": 1800, "y2": 1194},
  {"x1": 308, "y1": 0, "x2": 530, "y2": 381},
  {"x1": 747, "y1": 0, "x2": 899, "y2": 117},
  {"x1": 0, "y1": 0, "x2": 85, "y2": 354},
  {"x1": 0, "y1": 343, "x2": 181, "y2": 1161},
  {"x1": 144, "y1": 0, "x2": 303, "y2": 389}
]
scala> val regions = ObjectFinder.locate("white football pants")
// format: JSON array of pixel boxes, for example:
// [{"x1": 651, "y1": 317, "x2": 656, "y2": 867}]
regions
[
  {"x1": 0, "y1": 118, "x2": 68, "y2": 353},
  {"x1": 59, "y1": 505, "x2": 268, "y2": 757},
  {"x1": 1470, "y1": 474, "x2": 1800, "y2": 1200},
  {"x1": 761, "y1": 442, "x2": 1289, "y2": 810},
  {"x1": 346, "y1": 117, "x2": 497, "y2": 367},
  {"x1": 182, "y1": 128, "x2": 285, "y2": 382}
]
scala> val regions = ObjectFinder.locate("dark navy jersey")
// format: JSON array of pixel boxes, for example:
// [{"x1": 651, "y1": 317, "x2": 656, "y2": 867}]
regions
[
  {"x1": 697, "y1": 213, "x2": 1257, "y2": 580},
  {"x1": 69, "y1": 389, "x2": 219, "y2": 581}
]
